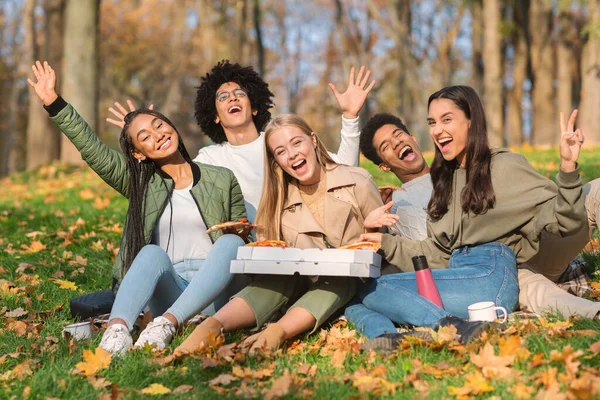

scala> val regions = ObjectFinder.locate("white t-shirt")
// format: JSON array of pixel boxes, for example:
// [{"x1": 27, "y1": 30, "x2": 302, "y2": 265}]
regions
[
  {"x1": 390, "y1": 173, "x2": 433, "y2": 240},
  {"x1": 151, "y1": 182, "x2": 213, "y2": 264},
  {"x1": 193, "y1": 116, "x2": 361, "y2": 213}
]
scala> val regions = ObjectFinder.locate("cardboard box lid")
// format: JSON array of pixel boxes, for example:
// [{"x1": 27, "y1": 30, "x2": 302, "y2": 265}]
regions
[{"x1": 236, "y1": 246, "x2": 381, "y2": 265}]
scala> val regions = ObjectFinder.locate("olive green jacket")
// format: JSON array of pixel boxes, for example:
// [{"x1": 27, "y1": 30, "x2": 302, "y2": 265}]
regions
[
  {"x1": 381, "y1": 148, "x2": 585, "y2": 270},
  {"x1": 48, "y1": 101, "x2": 246, "y2": 289}
]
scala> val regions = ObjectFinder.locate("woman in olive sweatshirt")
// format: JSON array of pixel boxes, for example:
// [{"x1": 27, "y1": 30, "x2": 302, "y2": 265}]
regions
[{"x1": 359, "y1": 85, "x2": 585, "y2": 336}]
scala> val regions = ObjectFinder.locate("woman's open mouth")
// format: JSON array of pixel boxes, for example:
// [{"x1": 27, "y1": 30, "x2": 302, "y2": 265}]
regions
[
  {"x1": 292, "y1": 159, "x2": 307, "y2": 171},
  {"x1": 437, "y1": 137, "x2": 453, "y2": 153}
]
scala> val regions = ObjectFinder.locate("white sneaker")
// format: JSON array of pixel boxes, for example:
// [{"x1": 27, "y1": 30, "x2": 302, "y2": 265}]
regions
[
  {"x1": 134, "y1": 316, "x2": 176, "y2": 350},
  {"x1": 99, "y1": 324, "x2": 132, "y2": 356}
]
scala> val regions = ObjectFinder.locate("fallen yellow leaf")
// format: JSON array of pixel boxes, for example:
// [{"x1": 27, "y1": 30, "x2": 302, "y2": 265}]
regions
[
  {"x1": 74, "y1": 348, "x2": 111, "y2": 376},
  {"x1": 21, "y1": 240, "x2": 46, "y2": 253},
  {"x1": 93, "y1": 197, "x2": 110, "y2": 210},
  {"x1": 79, "y1": 188, "x2": 95, "y2": 200},
  {"x1": 69, "y1": 256, "x2": 87, "y2": 267},
  {"x1": 508, "y1": 382, "x2": 536, "y2": 399},
  {"x1": 140, "y1": 383, "x2": 172, "y2": 395},
  {"x1": 448, "y1": 371, "x2": 494, "y2": 398},
  {"x1": 7, "y1": 321, "x2": 27, "y2": 336},
  {"x1": 470, "y1": 342, "x2": 516, "y2": 378},
  {"x1": 263, "y1": 370, "x2": 295, "y2": 400},
  {"x1": 52, "y1": 279, "x2": 78, "y2": 291}
]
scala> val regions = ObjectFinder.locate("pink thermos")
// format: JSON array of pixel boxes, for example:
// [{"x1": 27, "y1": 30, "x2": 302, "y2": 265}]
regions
[{"x1": 412, "y1": 255, "x2": 444, "y2": 309}]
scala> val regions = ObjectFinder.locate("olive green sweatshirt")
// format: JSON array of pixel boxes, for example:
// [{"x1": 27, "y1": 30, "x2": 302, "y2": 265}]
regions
[{"x1": 381, "y1": 148, "x2": 585, "y2": 271}]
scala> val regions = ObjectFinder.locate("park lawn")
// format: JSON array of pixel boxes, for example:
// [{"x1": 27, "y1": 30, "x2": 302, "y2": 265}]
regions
[{"x1": 0, "y1": 148, "x2": 599, "y2": 399}]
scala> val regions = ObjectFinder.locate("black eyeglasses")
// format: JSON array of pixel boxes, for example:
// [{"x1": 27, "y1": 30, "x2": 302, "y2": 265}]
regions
[{"x1": 216, "y1": 88, "x2": 247, "y2": 103}]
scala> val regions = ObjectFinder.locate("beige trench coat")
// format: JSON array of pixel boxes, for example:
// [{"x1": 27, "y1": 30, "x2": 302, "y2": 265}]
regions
[{"x1": 280, "y1": 164, "x2": 383, "y2": 249}]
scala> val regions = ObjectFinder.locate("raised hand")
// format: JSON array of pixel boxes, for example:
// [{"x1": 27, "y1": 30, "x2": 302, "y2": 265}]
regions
[
  {"x1": 27, "y1": 61, "x2": 58, "y2": 106},
  {"x1": 364, "y1": 201, "x2": 400, "y2": 230},
  {"x1": 559, "y1": 109, "x2": 584, "y2": 173},
  {"x1": 106, "y1": 100, "x2": 154, "y2": 129},
  {"x1": 328, "y1": 66, "x2": 376, "y2": 119}
]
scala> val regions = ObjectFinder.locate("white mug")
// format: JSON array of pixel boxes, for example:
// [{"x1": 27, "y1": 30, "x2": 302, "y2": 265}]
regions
[
  {"x1": 467, "y1": 301, "x2": 508, "y2": 323},
  {"x1": 62, "y1": 321, "x2": 93, "y2": 341}
]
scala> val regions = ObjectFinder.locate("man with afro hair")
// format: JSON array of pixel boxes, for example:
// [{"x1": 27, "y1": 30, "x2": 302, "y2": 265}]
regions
[{"x1": 193, "y1": 60, "x2": 375, "y2": 219}]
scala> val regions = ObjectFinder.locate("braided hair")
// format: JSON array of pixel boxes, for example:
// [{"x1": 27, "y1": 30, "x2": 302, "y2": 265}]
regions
[{"x1": 118, "y1": 109, "x2": 192, "y2": 273}]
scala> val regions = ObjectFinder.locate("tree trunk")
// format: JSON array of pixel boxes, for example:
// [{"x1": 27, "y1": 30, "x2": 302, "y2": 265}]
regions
[
  {"x1": 395, "y1": 0, "x2": 416, "y2": 130},
  {"x1": 253, "y1": 0, "x2": 264, "y2": 76},
  {"x1": 580, "y1": 0, "x2": 600, "y2": 144},
  {"x1": 557, "y1": 13, "x2": 574, "y2": 122},
  {"x1": 26, "y1": 0, "x2": 65, "y2": 170},
  {"x1": 529, "y1": 0, "x2": 555, "y2": 146},
  {"x1": 507, "y1": 29, "x2": 527, "y2": 147},
  {"x1": 235, "y1": 0, "x2": 250, "y2": 64},
  {"x1": 61, "y1": 0, "x2": 100, "y2": 164},
  {"x1": 482, "y1": 0, "x2": 503, "y2": 147},
  {"x1": 8, "y1": 80, "x2": 26, "y2": 174},
  {"x1": 506, "y1": 0, "x2": 528, "y2": 147},
  {"x1": 43, "y1": 0, "x2": 65, "y2": 158},
  {"x1": 471, "y1": 0, "x2": 484, "y2": 95}
]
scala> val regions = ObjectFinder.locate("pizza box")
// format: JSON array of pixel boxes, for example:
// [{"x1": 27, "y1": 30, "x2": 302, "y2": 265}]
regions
[
  {"x1": 230, "y1": 260, "x2": 380, "y2": 278},
  {"x1": 235, "y1": 246, "x2": 381, "y2": 265}
]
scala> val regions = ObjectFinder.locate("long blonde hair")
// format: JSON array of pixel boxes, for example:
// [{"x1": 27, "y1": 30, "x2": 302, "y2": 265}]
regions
[{"x1": 256, "y1": 114, "x2": 337, "y2": 240}]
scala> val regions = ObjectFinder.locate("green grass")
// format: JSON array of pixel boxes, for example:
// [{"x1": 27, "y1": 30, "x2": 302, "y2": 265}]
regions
[{"x1": 1, "y1": 148, "x2": 599, "y2": 399}]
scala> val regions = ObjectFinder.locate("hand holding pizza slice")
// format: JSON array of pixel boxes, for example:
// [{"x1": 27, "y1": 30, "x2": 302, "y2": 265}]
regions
[{"x1": 206, "y1": 219, "x2": 263, "y2": 241}]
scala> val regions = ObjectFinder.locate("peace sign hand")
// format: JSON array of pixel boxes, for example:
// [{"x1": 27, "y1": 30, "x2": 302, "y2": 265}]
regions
[
  {"x1": 106, "y1": 100, "x2": 154, "y2": 129},
  {"x1": 328, "y1": 66, "x2": 376, "y2": 119},
  {"x1": 559, "y1": 109, "x2": 584, "y2": 173},
  {"x1": 27, "y1": 61, "x2": 58, "y2": 106}
]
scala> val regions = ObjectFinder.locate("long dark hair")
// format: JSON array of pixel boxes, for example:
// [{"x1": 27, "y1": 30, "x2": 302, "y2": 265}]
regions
[
  {"x1": 119, "y1": 109, "x2": 192, "y2": 273},
  {"x1": 427, "y1": 86, "x2": 496, "y2": 220}
]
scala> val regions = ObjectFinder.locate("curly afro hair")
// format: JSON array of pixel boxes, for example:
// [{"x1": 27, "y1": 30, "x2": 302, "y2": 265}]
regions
[
  {"x1": 360, "y1": 113, "x2": 411, "y2": 165},
  {"x1": 195, "y1": 60, "x2": 275, "y2": 144}
]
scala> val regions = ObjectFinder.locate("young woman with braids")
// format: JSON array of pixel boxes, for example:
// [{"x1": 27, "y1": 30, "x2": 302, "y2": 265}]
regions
[
  {"x1": 29, "y1": 61, "x2": 250, "y2": 356},
  {"x1": 356, "y1": 85, "x2": 586, "y2": 345}
]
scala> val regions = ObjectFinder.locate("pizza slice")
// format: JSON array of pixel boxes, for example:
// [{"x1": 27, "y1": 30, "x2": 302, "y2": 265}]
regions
[
  {"x1": 339, "y1": 241, "x2": 381, "y2": 251},
  {"x1": 378, "y1": 185, "x2": 402, "y2": 191},
  {"x1": 205, "y1": 219, "x2": 263, "y2": 234},
  {"x1": 245, "y1": 240, "x2": 288, "y2": 248}
]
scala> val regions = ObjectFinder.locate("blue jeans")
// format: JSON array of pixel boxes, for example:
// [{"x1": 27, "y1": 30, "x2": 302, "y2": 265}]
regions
[
  {"x1": 351, "y1": 242, "x2": 519, "y2": 338},
  {"x1": 110, "y1": 234, "x2": 246, "y2": 329},
  {"x1": 345, "y1": 299, "x2": 397, "y2": 338}
]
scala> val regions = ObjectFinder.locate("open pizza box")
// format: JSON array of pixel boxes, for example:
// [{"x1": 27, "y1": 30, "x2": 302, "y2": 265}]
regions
[{"x1": 230, "y1": 247, "x2": 381, "y2": 278}]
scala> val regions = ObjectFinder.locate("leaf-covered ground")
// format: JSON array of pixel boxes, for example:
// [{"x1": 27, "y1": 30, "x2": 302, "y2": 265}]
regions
[{"x1": 1, "y1": 148, "x2": 600, "y2": 399}]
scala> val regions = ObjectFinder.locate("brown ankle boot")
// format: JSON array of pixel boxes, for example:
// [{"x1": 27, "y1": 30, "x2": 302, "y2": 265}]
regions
[
  {"x1": 174, "y1": 317, "x2": 223, "y2": 357},
  {"x1": 248, "y1": 323, "x2": 286, "y2": 356}
]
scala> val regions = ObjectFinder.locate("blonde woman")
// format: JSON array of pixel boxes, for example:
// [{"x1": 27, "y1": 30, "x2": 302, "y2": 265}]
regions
[{"x1": 174, "y1": 114, "x2": 383, "y2": 356}]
